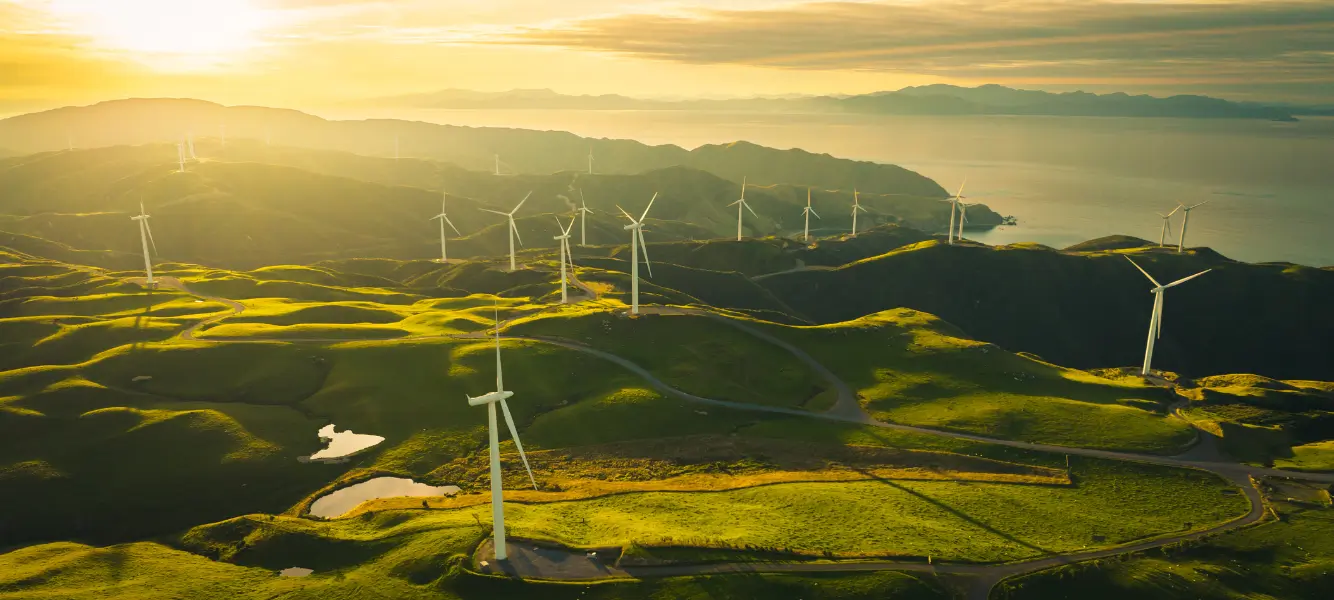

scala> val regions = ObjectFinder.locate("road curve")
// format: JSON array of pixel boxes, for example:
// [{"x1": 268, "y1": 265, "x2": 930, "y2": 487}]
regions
[{"x1": 139, "y1": 276, "x2": 1330, "y2": 599}]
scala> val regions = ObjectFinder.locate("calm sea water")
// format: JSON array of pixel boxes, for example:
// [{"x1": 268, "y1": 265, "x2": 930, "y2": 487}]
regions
[{"x1": 323, "y1": 108, "x2": 1334, "y2": 266}]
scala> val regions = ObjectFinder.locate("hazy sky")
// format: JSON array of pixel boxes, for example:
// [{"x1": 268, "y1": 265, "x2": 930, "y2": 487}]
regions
[{"x1": 2, "y1": 0, "x2": 1332, "y2": 113}]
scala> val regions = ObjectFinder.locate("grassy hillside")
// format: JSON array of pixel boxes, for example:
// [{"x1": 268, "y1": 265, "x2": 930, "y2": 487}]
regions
[
  {"x1": 997, "y1": 495, "x2": 1334, "y2": 600},
  {"x1": 0, "y1": 145, "x2": 980, "y2": 269},
  {"x1": 0, "y1": 539, "x2": 950, "y2": 600},
  {"x1": 759, "y1": 240, "x2": 1334, "y2": 381},
  {"x1": 752, "y1": 308, "x2": 1193, "y2": 453},
  {"x1": 1177, "y1": 374, "x2": 1334, "y2": 470},
  {"x1": 0, "y1": 98, "x2": 947, "y2": 196}
]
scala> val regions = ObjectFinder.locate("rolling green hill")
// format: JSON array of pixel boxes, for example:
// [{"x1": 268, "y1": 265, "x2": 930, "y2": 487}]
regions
[
  {"x1": 0, "y1": 98, "x2": 947, "y2": 196},
  {"x1": 1177, "y1": 374, "x2": 1334, "y2": 470},
  {"x1": 0, "y1": 145, "x2": 985, "y2": 270},
  {"x1": 758, "y1": 240, "x2": 1334, "y2": 381}
]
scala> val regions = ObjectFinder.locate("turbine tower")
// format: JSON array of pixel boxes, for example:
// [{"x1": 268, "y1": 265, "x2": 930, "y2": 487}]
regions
[
  {"x1": 1156, "y1": 206, "x2": 1180, "y2": 247},
  {"x1": 176, "y1": 142, "x2": 186, "y2": 173},
  {"x1": 1176, "y1": 201, "x2": 1210, "y2": 254},
  {"x1": 480, "y1": 192, "x2": 531, "y2": 272},
  {"x1": 617, "y1": 193, "x2": 656, "y2": 314},
  {"x1": 553, "y1": 216, "x2": 576, "y2": 303},
  {"x1": 1125, "y1": 256, "x2": 1211, "y2": 377},
  {"x1": 587, "y1": 148, "x2": 594, "y2": 174},
  {"x1": 850, "y1": 190, "x2": 868, "y2": 237},
  {"x1": 130, "y1": 202, "x2": 158, "y2": 285},
  {"x1": 187, "y1": 131, "x2": 196, "y2": 159},
  {"x1": 577, "y1": 190, "x2": 594, "y2": 247},
  {"x1": 466, "y1": 305, "x2": 538, "y2": 562},
  {"x1": 946, "y1": 179, "x2": 967, "y2": 244},
  {"x1": 802, "y1": 188, "x2": 821, "y2": 242},
  {"x1": 430, "y1": 189, "x2": 461, "y2": 263},
  {"x1": 729, "y1": 177, "x2": 758, "y2": 241}
]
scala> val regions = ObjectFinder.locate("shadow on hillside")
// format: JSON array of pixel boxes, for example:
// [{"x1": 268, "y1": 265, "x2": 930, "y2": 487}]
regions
[
  {"x1": 132, "y1": 286, "x2": 155, "y2": 348},
  {"x1": 851, "y1": 466, "x2": 1057, "y2": 558}
]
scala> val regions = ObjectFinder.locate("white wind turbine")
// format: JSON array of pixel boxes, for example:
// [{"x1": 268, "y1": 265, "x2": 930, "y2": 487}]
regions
[
  {"x1": 729, "y1": 177, "x2": 758, "y2": 241},
  {"x1": 1156, "y1": 206, "x2": 1181, "y2": 247},
  {"x1": 802, "y1": 188, "x2": 821, "y2": 242},
  {"x1": 553, "y1": 216, "x2": 576, "y2": 303},
  {"x1": 430, "y1": 189, "x2": 461, "y2": 263},
  {"x1": 617, "y1": 193, "x2": 656, "y2": 314},
  {"x1": 466, "y1": 305, "x2": 538, "y2": 562},
  {"x1": 1125, "y1": 256, "x2": 1211, "y2": 377},
  {"x1": 946, "y1": 179, "x2": 967, "y2": 244},
  {"x1": 131, "y1": 202, "x2": 158, "y2": 285},
  {"x1": 480, "y1": 192, "x2": 531, "y2": 272},
  {"x1": 1176, "y1": 200, "x2": 1210, "y2": 254},
  {"x1": 850, "y1": 189, "x2": 868, "y2": 237},
  {"x1": 577, "y1": 189, "x2": 594, "y2": 247}
]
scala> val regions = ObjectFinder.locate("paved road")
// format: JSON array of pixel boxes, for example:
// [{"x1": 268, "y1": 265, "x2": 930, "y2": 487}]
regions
[{"x1": 138, "y1": 275, "x2": 1333, "y2": 599}]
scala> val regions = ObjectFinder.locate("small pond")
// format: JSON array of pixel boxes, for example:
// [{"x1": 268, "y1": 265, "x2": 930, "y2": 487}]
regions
[
  {"x1": 278, "y1": 567, "x2": 313, "y2": 578},
  {"x1": 302, "y1": 424, "x2": 384, "y2": 463},
  {"x1": 309, "y1": 477, "x2": 461, "y2": 518}
]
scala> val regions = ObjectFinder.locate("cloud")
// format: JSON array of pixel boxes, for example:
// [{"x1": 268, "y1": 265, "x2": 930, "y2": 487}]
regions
[{"x1": 501, "y1": 1, "x2": 1334, "y2": 86}]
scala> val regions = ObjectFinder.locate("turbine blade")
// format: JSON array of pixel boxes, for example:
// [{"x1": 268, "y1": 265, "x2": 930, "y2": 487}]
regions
[
  {"x1": 564, "y1": 215, "x2": 576, "y2": 236},
  {"x1": 744, "y1": 201, "x2": 759, "y2": 219},
  {"x1": 955, "y1": 178, "x2": 967, "y2": 199},
  {"x1": 1155, "y1": 293, "x2": 1165, "y2": 339},
  {"x1": 740, "y1": 176, "x2": 746, "y2": 201},
  {"x1": 144, "y1": 220, "x2": 158, "y2": 256},
  {"x1": 139, "y1": 201, "x2": 145, "y2": 216},
  {"x1": 511, "y1": 191, "x2": 532, "y2": 215},
  {"x1": 479, "y1": 208, "x2": 508, "y2": 216},
  {"x1": 510, "y1": 219, "x2": 524, "y2": 248},
  {"x1": 1167, "y1": 205, "x2": 1181, "y2": 217},
  {"x1": 1189, "y1": 200, "x2": 1211, "y2": 210},
  {"x1": 640, "y1": 192, "x2": 657, "y2": 222},
  {"x1": 615, "y1": 205, "x2": 635, "y2": 222},
  {"x1": 1164, "y1": 268, "x2": 1211, "y2": 289},
  {"x1": 499, "y1": 399, "x2": 538, "y2": 490},
  {"x1": 443, "y1": 215, "x2": 461, "y2": 236},
  {"x1": 637, "y1": 228, "x2": 652, "y2": 277},
  {"x1": 1124, "y1": 256, "x2": 1161, "y2": 287},
  {"x1": 728, "y1": 199, "x2": 742, "y2": 207}
]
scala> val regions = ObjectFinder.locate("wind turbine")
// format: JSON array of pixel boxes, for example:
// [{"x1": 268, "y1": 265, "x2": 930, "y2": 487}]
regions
[
  {"x1": 850, "y1": 189, "x2": 868, "y2": 237},
  {"x1": 1176, "y1": 201, "x2": 1209, "y2": 254},
  {"x1": 729, "y1": 177, "x2": 758, "y2": 241},
  {"x1": 946, "y1": 179, "x2": 967, "y2": 244},
  {"x1": 480, "y1": 192, "x2": 531, "y2": 272},
  {"x1": 577, "y1": 189, "x2": 594, "y2": 247},
  {"x1": 466, "y1": 304, "x2": 538, "y2": 562},
  {"x1": 617, "y1": 193, "x2": 656, "y2": 314},
  {"x1": 1156, "y1": 206, "x2": 1180, "y2": 247},
  {"x1": 187, "y1": 131, "x2": 196, "y2": 159},
  {"x1": 587, "y1": 148, "x2": 594, "y2": 174},
  {"x1": 802, "y1": 188, "x2": 821, "y2": 242},
  {"x1": 1125, "y1": 256, "x2": 1210, "y2": 377},
  {"x1": 553, "y1": 216, "x2": 576, "y2": 303},
  {"x1": 131, "y1": 202, "x2": 158, "y2": 285},
  {"x1": 430, "y1": 189, "x2": 461, "y2": 263},
  {"x1": 176, "y1": 142, "x2": 186, "y2": 173}
]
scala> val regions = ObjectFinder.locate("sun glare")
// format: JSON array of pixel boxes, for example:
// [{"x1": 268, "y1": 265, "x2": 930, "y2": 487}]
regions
[{"x1": 45, "y1": 0, "x2": 273, "y2": 69}]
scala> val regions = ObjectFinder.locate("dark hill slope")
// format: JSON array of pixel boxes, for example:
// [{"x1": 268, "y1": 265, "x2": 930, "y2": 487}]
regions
[
  {"x1": 0, "y1": 98, "x2": 945, "y2": 196},
  {"x1": 759, "y1": 242, "x2": 1334, "y2": 380}
]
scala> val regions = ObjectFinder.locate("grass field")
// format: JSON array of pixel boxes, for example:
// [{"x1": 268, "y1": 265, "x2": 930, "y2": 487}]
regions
[
  {"x1": 996, "y1": 497, "x2": 1334, "y2": 600},
  {"x1": 752, "y1": 309, "x2": 1193, "y2": 453},
  {"x1": 506, "y1": 309, "x2": 834, "y2": 410},
  {"x1": 1178, "y1": 374, "x2": 1334, "y2": 470},
  {"x1": 0, "y1": 539, "x2": 949, "y2": 600}
]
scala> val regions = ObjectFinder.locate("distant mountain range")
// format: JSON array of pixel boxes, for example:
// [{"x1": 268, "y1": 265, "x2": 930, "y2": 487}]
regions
[
  {"x1": 369, "y1": 84, "x2": 1312, "y2": 121},
  {"x1": 0, "y1": 99, "x2": 945, "y2": 197}
]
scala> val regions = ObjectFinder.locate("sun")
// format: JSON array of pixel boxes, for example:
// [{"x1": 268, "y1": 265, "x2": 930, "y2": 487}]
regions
[{"x1": 44, "y1": 0, "x2": 274, "y2": 69}]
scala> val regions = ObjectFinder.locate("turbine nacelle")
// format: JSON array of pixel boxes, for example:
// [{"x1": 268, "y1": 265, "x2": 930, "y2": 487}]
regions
[{"x1": 467, "y1": 390, "x2": 514, "y2": 406}]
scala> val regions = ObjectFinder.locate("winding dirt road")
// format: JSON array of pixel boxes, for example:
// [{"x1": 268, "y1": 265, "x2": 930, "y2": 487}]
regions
[{"x1": 141, "y1": 274, "x2": 1332, "y2": 599}]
